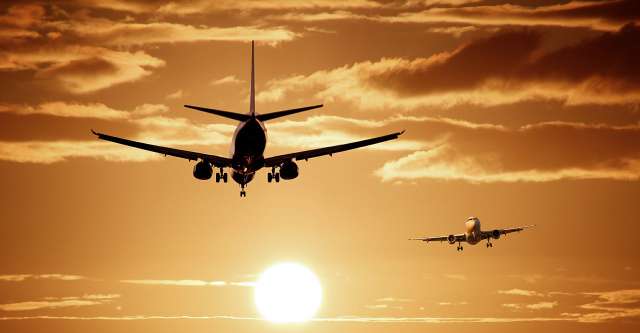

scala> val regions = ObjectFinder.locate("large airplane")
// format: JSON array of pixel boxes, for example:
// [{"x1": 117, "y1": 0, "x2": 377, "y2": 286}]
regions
[
  {"x1": 92, "y1": 41, "x2": 403, "y2": 197},
  {"x1": 410, "y1": 217, "x2": 534, "y2": 251}
]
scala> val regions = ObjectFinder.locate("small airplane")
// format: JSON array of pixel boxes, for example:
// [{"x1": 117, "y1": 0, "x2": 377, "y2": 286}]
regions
[
  {"x1": 410, "y1": 217, "x2": 534, "y2": 251},
  {"x1": 92, "y1": 41, "x2": 403, "y2": 197}
]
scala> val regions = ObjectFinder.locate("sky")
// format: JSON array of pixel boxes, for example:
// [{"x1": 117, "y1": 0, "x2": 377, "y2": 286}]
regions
[{"x1": 0, "y1": 0, "x2": 639, "y2": 332}]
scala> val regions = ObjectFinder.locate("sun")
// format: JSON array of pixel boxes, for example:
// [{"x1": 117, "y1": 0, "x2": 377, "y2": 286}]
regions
[{"x1": 254, "y1": 262, "x2": 322, "y2": 323}]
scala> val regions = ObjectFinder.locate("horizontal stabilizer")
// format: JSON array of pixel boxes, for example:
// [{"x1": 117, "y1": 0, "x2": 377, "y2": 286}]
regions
[
  {"x1": 184, "y1": 104, "x2": 251, "y2": 121},
  {"x1": 256, "y1": 104, "x2": 323, "y2": 121}
]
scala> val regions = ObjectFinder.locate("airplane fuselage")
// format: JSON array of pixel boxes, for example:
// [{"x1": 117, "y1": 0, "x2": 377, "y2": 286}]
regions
[
  {"x1": 464, "y1": 217, "x2": 482, "y2": 245},
  {"x1": 230, "y1": 117, "x2": 267, "y2": 186}
]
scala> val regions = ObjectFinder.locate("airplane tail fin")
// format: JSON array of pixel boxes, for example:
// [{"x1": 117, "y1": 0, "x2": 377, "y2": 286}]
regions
[
  {"x1": 249, "y1": 40, "x2": 255, "y2": 117},
  {"x1": 185, "y1": 41, "x2": 322, "y2": 122}
]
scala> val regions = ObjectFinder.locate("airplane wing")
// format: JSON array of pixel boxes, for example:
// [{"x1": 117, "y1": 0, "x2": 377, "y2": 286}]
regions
[
  {"x1": 410, "y1": 234, "x2": 466, "y2": 243},
  {"x1": 92, "y1": 130, "x2": 232, "y2": 167},
  {"x1": 481, "y1": 225, "x2": 535, "y2": 239},
  {"x1": 263, "y1": 131, "x2": 404, "y2": 167}
]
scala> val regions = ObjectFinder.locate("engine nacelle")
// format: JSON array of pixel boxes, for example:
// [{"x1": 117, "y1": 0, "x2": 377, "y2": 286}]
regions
[
  {"x1": 193, "y1": 161, "x2": 212, "y2": 180},
  {"x1": 491, "y1": 229, "x2": 501, "y2": 239},
  {"x1": 279, "y1": 160, "x2": 299, "y2": 180},
  {"x1": 448, "y1": 234, "x2": 456, "y2": 244}
]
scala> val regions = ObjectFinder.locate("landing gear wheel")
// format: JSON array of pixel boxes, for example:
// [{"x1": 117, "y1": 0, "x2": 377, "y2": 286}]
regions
[
  {"x1": 215, "y1": 173, "x2": 221, "y2": 183},
  {"x1": 275, "y1": 173, "x2": 280, "y2": 183},
  {"x1": 267, "y1": 173, "x2": 273, "y2": 183},
  {"x1": 240, "y1": 190, "x2": 246, "y2": 197},
  {"x1": 222, "y1": 173, "x2": 228, "y2": 183}
]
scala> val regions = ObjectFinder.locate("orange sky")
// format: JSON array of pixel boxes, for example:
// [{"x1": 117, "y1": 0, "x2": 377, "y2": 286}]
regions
[{"x1": 1, "y1": 1, "x2": 639, "y2": 332}]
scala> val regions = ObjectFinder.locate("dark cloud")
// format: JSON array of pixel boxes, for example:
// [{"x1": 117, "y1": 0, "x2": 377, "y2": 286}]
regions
[{"x1": 367, "y1": 23, "x2": 640, "y2": 102}]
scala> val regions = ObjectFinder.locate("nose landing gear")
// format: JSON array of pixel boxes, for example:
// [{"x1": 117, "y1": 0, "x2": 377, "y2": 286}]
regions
[
  {"x1": 240, "y1": 183, "x2": 247, "y2": 197},
  {"x1": 456, "y1": 241, "x2": 463, "y2": 251},
  {"x1": 486, "y1": 238, "x2": 493, "y2": 248}
]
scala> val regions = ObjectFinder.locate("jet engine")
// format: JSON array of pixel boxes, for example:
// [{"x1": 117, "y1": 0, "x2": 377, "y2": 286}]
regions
[
  {"x1": 279, "y1": 160, "x2": 299, "y2": 180},
  {"x1": 491, "y1": 229, "x2": 501, "y2": 239},
  {"x1": 193, "y1": 161, "x2": 213, "y2": 180},
  {"x1": 448, "y1": 234, "x2": 456, "y2": 244}
]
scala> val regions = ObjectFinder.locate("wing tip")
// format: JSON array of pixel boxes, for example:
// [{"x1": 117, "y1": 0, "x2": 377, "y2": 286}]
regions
[{"x1": 91, "y1": 129, "x2": 99, "y2": 136}]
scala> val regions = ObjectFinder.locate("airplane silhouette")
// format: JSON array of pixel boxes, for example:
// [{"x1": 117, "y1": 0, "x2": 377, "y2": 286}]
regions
[
  {"x1": 411, "y1": 217, "x2": 534, "y2": 251},
  {"x1": 93, "y1": 41, "x2": 403, "y2": 197}
]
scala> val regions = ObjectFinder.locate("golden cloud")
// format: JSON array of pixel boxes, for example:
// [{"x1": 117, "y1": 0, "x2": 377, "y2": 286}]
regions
[
  {"x1": 381, "y1": 0, "x2": 639, "y2": 32},
  {"x1": 0, "y1": 294, "x2": 119, "y2": 312},
  {"x1": 258, "y1": 25, "x2": 640, "y2": 109}
]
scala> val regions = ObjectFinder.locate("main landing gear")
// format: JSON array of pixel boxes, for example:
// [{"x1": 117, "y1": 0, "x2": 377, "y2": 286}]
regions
[
  {"x1": 456, "y1": 241, "x2": 463, "y2": 251},
  {"x1": 486, "y1": 238, "x2": 493, "y2": 248},
  {"x1": 267, "y1": 167, "x2": 280, "y2": 183},
  {"x1": 215, "y1": 168, "x2": 228, "y2": 183}
]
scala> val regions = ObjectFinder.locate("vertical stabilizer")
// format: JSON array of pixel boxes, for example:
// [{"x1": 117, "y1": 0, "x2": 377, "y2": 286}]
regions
[{"x1": 249, "y1": 40, "x2": 255, "y2": 117}]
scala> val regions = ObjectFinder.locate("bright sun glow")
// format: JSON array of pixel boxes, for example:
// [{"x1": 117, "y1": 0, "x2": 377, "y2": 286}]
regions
[{"x1": 254, "y1": 262, "x2": 322, "y2": 323}]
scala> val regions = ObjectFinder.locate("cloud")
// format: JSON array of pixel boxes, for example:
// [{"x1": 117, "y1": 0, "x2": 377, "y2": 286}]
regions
[
  {"x1": 120, "y1": 279, "x2": 228, "y2": 287},
  {"x1": 49, "y1": 19, "x2": 297, "y2": 46},
  {"x1": 258, "y1": 24, "x2": 640, "y2": 109},
  {"x1": 375, "y1": 120, "x2": 640, "y2": 183},
  {"x1": 502, "y1": 303, "x2": 522, "y2": 310},
  {"x1": 2, "y1": 102, "x2": 128, "y2": 120},
  {"x1": 425, "y1": 25, "x2": 478, "y2": 37},
  {"x1": 0, "y1": 294, "x2": 119, "y2": 312},
  {"x1": 0, "y1": 274, "x2": 86, "y2": 282},
  {"x1": 0, "y1": 4, "x2": 45, "y2": 28},
  {"x1": 380, "y1": 0, "x2": 640, "y2": 32},
  {"x1": 78, "y1": 0, "x2": 381, "y2": 14},
  {"x1": 526, "y1": 301, "x2": 558, "y2": 310},
  {"x1": 502, "y1": 301, "x2": 558, "y2": 311},
  {"x1": 210, "y1": 75, "x2": 244, "y2": 86},
  {"x1": 0, "y1": 5, "x2": 296, "y2": 94},
  {"x1": 267, "y1": 11, "x2": 368, "y2": 22},
  {"x1": 577, "y1": 289, "x2": 640, "y2": 323},
  {"x1": 165, "y1": 90, "x2": 184, "y2": 100},
  {"x1": 375, "y1": 297, "x2": 414, "y2": 303},
  {"x1": 120, "y1": 279, "x2": 255, "y2": 287},
  {"x1": 0, "y1": 28, "x2": 40, "y2": 42},
  {"x1": 0, "y1": 45, "x2": 165, "y2": 93},
  {"x1": 498, "y1": 289, "x2": 545, "y2": 297}
]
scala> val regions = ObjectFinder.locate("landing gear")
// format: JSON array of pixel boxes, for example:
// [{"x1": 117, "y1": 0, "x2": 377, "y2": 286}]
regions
[
  {"x1": 240, "y1": 183, "x2": 247, "y2": 197},
  {"x1": 456, "y1": 241, "x2": 463, "y2": 251},
  {"x1": 215, "y1": 168, "x2": 228, "y2": 183},
  {"x1": 486, "y1": 238, "x2": 493, "y2": 248},
  {"x1": 267, "y1": 167, "x2": 280, "y2": 183}
]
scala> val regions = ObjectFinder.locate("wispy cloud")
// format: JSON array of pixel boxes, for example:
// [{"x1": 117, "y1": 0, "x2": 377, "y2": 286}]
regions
[
  {"x1": 0, "y1": 294, "x2": 119, "y2": 312},
  {"x1": 578, "y1": 289, "x2": 640, "y2": 323},
  {"x1": 165, "y1": 90, "x2": 184, "y2": 100},
  {"x1": 526, "y1": 301, "x2": 558, "y2": 310},
  {"x1": 0, "y1": 274, "x2": 86, "y2": 282},
  {"x1": 210, "y1": 75, "x2": 244, "y2": 86},
  {"x1": 375, "y1": 297, "x2": 414, "y2": 303},
  {"x1": 378, "y1": 0, "x2": 638, "y2": 32},
  {"x1": 120, "y1": 279, "x2": 255, "y2": 287},
  {"x1": 498, "y1": 289, "x2": 545, "y2": 297},
  {"x1": 0, "y1": 102, "x2": 167, "y2": 120}
]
